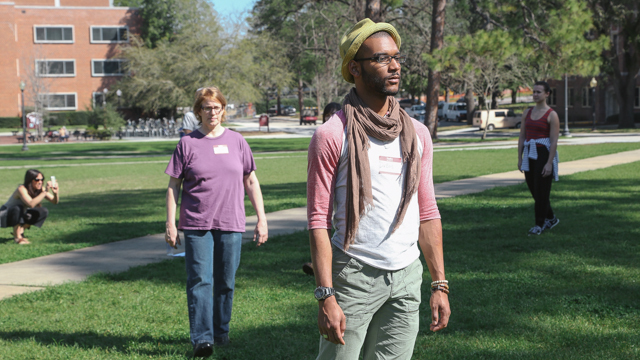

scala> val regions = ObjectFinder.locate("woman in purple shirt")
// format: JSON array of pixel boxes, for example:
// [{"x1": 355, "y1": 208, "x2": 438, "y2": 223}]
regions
[{"x1": 165, "y1": 86, "x2": 268, "y2": 357}]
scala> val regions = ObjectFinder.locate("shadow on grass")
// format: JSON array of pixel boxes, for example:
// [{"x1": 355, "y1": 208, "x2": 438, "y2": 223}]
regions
[{"x1": 0, "y1": 330, "x2": 191, "y2": 358}]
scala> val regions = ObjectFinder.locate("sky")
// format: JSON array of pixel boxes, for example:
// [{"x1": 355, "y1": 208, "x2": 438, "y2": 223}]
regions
[{"x1": 211, "y1": 0, "x2": 256, "y2": 18}]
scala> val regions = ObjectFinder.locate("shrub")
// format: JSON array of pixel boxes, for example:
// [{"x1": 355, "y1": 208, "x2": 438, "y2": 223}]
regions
[
  {"x1": 0, "y1": 117, "x2": 21, "y2": 128},
  {"x1": 87, "y1": 105, "x2": 125, "y2": 134}
]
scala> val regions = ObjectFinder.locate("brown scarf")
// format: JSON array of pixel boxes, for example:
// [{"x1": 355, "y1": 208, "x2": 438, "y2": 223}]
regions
[{"x1": 342, "y1": 88, "x2": 420, "y2": 250}]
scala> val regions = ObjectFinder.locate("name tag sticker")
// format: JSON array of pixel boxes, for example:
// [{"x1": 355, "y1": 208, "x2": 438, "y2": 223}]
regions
[
  {"x1": 213, "y1": 145, "x2": 229, "y2": 154},
  {"x1": 379, "y1": 156, "x2": 402, "y2": 175}
]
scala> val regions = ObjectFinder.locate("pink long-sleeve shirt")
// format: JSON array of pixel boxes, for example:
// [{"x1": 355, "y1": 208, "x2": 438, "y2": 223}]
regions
[{"x1": 307, "y1": 110, "x2": 440, "y2": 270}]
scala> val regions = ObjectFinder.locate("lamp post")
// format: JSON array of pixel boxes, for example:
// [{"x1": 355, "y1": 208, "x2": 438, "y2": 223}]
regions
[
  {"x1": 116, "y1": 89, "x2": 122, "y2": 108},
  {"x1": 563, "y1": 74, "x2": 571, "y2": 137},
  {"x1": 103, "y1": 88, "x2": 108, "y2": 107},
  {"x1": 590, "y1": 77, "x2": 597, "y2": 131},
  {"x1": 19, "y1": 81, "x2": 29, "y2": 151}
]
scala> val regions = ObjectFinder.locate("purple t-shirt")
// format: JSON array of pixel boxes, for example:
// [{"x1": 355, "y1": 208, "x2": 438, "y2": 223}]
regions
[{"x1": 165, "y1": 129, "x2": 256, "y2": 231}]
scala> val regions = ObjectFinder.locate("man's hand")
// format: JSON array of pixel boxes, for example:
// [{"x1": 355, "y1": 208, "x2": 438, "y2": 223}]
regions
[
  {"x1": 317, "y1": 296, "x2": 346, "y2": 345},
  {"x1": 518, "y1": 158, "x2": 523, "y2": 173},
  {"x1": 430, "y1": 290, "x2": 451, "y2": 332}
]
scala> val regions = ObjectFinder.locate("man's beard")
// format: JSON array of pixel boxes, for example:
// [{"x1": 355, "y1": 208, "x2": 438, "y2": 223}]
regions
[{"x1": 361, "y1": 66, "x2": 400, "y2": 96}]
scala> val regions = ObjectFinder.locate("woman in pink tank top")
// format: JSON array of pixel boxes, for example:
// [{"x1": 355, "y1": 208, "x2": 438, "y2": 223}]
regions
[{"x1": 517, "y1": 81, "x2": 560, "y2": 235}]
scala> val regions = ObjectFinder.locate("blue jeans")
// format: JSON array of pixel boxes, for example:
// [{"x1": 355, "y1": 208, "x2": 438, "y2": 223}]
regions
[{"x1": 183, "y1": 230, "x2": 242, "y2": 346}]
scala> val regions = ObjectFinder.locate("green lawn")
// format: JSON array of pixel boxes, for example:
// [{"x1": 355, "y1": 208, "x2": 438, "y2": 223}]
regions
[
  {"x1": 0, "y1": 137, "x2": 312, "y2": 160},
  {"x1": 1, "y1": 161, "x2": 638, "y2": 359},
  {"x1": 2, "y1": 141, "x2": 640, "y2": 264}
]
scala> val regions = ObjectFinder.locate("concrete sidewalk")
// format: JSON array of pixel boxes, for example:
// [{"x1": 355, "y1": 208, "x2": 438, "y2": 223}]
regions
[{"x1": 2, "y1": 149, "x2": 640, "y2": 300}]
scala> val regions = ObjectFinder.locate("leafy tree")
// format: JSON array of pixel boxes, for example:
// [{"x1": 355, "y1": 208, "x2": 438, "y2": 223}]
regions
[
  {"x1": 427, "y1": 30, "x2": 519, "y2": 140},
  {"x1": 115, "y1": 0, "x2": 282, "y2": 114},
  {"x1": 587, "y1": 0, "x2": 639, "y2": 129}
]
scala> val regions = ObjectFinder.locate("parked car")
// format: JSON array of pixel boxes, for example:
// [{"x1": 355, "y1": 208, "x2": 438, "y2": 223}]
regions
[
  {"x1": 399, "y1": 98, "x2": 424, "y2": 109},
  {"x1": 282, "y1": 105, "x2": 296, "y2": 115},
  {"x1": 406, "y1": 105, "x2": 426, "y2": 119},
  {"x1": 267, "y1": 105, "x2": 278, "y2": 115},
  {"x1": 439, "y1": 102, "x2": 467, "y2": 121},
  {"x1": 473, "y1": 109, "x2": 521, "y2": 130}
]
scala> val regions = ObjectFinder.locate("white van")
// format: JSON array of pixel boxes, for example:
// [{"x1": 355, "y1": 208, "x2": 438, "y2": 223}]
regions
[
  {"x1": 473, "y1": 109, "x2": 521, "y2": 130},
  {"x1": 439, "y1": 102, "x2": 467, "y2": 121}
]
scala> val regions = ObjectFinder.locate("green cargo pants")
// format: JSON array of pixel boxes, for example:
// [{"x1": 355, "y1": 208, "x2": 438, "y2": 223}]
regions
[{"x1": 316, "y1": 245, "x2": 423, "y2": 360}]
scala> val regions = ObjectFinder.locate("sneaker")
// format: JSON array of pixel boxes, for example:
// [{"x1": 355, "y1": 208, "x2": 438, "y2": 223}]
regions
[
  {"x1": 528, "y1": 225, "x2": 543, "y2": 235},
  {"x1": 543, "y1": 217, "x2": 559, "y2": 231}
]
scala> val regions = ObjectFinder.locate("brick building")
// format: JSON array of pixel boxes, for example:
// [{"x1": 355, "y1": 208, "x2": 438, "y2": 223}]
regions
[
  {"x1": 546, "y1": 76, "x2": 640, "y2": 126},
  {"x1": 0, "y1": 0, "x2": 140, "y2": 117}
]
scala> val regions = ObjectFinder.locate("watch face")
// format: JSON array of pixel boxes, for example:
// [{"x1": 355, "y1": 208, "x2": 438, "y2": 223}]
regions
[{"x1": 314, "y1": 288, "x2": 324, "y2": 299}]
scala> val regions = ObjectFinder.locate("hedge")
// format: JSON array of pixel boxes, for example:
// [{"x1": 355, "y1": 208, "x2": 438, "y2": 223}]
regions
[
  {"x1": 46, "y1": 111, "x2": 91, "y2": 126},
  {"x1": 0, "y1": 117, "x2": 21, "y2": 128}
]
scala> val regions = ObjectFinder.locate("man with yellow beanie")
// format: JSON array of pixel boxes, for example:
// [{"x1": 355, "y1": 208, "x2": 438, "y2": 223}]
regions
[{"x1": 307, "y1": 18, "x2": 451, "y2": 359}]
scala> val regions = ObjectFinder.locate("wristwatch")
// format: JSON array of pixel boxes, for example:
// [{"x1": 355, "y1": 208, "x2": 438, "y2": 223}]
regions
[{"x1": 314, "y1": 286, "x2": 335, "y2": 301}]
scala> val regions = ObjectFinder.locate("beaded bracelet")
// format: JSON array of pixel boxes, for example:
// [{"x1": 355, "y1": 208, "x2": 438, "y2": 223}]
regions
[
  {"x1": 431, "y1": 280, "x2": 449, "y2": 286},
  {"x1": 431, "y1": 284, "x2": 449, "y2": 290},
  {"x1": 431, "y1": 285, "x2": 449, "y2": 295}
]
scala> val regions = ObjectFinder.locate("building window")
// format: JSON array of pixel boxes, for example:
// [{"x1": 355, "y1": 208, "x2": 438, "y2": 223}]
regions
[
  {"x1": 582, "y1": 87, "x2": 594, "y2": 107},
  {"x1": 635, "y1": 87, "x2": 640, "y2": 108},
  {"x1": 568, "y1": 88, "x2": 574, "y2": 108},
  {"x1": 34, "y1": 26, "x2": 73, "y2": 43},
  {"x1": 38, "y1": 93, "x2": 77, "y2": 110},
  {"x1": 36, "y1": 60, "x2": 75, "y2": 77},
  {"x1": 90, "y1": 26, "x2": 129, "y2": 43},
  {"x1": 548, "y1": 88, "x2": 557, "y2": 106},
  {"x1": 93, "y1": 92, "x2": 106, "y2": 107},
  {"x1": 92, "y1": 60, "x2": 125, "y2": 76}
]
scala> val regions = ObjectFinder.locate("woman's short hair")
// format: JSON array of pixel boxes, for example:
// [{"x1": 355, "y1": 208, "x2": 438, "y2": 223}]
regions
[
  {"x1": 534, "y1": 81, "x2": 551, "y2": 94},
  {"x1": 193, "y1": 86, "x2": 227, "y2": 123},
  {"x1": 23, "y1": 169, "x2": 43, "y2": 198}
]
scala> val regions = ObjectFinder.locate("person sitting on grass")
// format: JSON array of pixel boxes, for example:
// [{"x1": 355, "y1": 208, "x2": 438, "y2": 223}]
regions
[{"x1": 0, "y1": 169, "x2": 59, "y2": 244}]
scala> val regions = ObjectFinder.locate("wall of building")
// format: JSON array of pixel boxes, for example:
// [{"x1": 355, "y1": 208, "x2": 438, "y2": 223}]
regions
[
  {"x1": 547, "y1": 76, "x2": 640, "y2": 125},
  {"x1": 0, "y1": 2, "x2": 139, "y2": 117}
]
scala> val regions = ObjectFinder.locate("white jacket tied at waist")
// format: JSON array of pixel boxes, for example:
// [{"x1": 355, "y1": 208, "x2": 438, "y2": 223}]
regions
[{"x1": 521, "y1": 138, "x2": 559, "y2": 181}]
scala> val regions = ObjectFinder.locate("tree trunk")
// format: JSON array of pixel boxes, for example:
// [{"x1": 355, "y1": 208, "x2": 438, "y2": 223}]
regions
[
  {"x1": 511, "y1": 87, "x2": 518, "y2": 104},
  {"x1": 606, "y1": 20, "x2": 639, "y2": 129},
  {"x1": 465, "y1": 87, "x2": 475, "y2": 125},
  {"x1": 444, "y1": 87, "x2": 449, "y2": 103},
  {"x1": 298, "y1": 75, "x2": 304, "y2": 124},
  {"x1": 365, "y1": 0, "x2": 382, "y2": 22},
  {"x1": 491, "y1": 90, "x2": 499, "y2": 109},
  {"x1": 424, "y1": 0, "x2": 446, "y2": 139},
  {"x1": 316, "y1": 75, "x2": 322, "y2": 116},
  {"x1": 276, "y1": 89, "x2": 281, "y2": 115}
]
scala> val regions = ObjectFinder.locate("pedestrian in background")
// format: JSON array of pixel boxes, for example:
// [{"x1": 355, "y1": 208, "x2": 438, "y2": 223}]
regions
[
  {"x1": 180, "y1": 110, "x2": 199, "y2": 137},
  {"x1": 1, "y1": 169, "x2": 59, "y2": 244},
  {"x1": 307, "y1": 19, "x2": 450, "y2": 359},
  {"x1": 322, "y1": 102, "x2": 342, "y2": 123},
  {"x1": 518, "y1": 81, "x2": 560, "y2": 235},
  {"x1": 165, "y1": 86, "x2": 268, "y2": 358}
]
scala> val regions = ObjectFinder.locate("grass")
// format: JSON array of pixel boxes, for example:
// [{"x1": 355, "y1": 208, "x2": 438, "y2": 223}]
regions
[
  {"x1": 2, "y1": 141, "x2": 640, "y2": 264},
  {"x1": 0, "y1": 137, "x2": 312, "y2": 160},
  {"x1": 1, "y1": 161, "x2": 638, "y2": 359}
]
